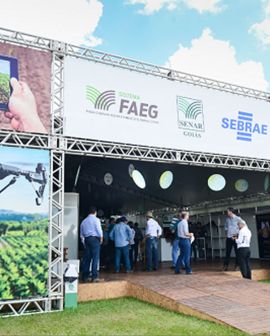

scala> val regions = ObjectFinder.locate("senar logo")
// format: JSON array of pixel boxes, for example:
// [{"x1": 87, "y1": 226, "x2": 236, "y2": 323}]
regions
[
  {"x1": 177, "y1": 96, "x2": 205, "y2": 132},
  {"x1": 221, "y1": 111, "x2": 268, "y2": 142},
  {"x1": 86, "y1": 85, "x2": 116, "y2": 111}
]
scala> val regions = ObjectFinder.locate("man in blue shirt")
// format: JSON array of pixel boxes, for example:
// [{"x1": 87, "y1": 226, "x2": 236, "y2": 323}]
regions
[
  {"x1": 109, "y1": 216, "x2": 132, "y2": 273},
  {"x1": 80, "y1": 206, "x2": 103, "y2": 282},
  {"x1": 175, "y1": 212, "x2": 194, "y2": 275},
  {"x1": 223, "y1": 207, "x2": 240, "y2": 271}
]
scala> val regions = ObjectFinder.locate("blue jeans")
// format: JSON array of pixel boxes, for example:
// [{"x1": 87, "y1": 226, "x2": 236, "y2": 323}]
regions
[
  {"x1": 175, "y1": 238, "x2": 192, "y2": 274},
  {"x1": 129, "y1": 244, "x2": 135, "y2": 269},
  {"x1": 115, "y1": 245, "x2": 131, "y2": 272},
  {"x1": 172, "y1": 238, "x2": 180, "y2": 267},
  {"x1": 82, "y1": 236, "x2": 100, "y2": 280},
  {"x1": 146, "y1": 237, "x2": 158, "y2": 271}
]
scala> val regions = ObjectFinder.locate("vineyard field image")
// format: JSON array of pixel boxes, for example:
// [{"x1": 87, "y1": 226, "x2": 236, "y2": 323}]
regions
[{"x1": 0, "y1": 214, "x2": 48, "y2": 299}]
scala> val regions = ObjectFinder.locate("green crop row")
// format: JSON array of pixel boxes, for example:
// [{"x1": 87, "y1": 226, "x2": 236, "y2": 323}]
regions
[{"x1": 0, "y1": 233, "x2": 48, "y2": 300}]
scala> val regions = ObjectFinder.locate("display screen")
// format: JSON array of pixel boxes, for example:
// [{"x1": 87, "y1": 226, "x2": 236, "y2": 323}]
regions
[
  {"x1": 0, "y1": 55, "x2": 18, "y2": 110},
  {"x1": 0, "y1": 58, "x2": 10, "y2": 106}
]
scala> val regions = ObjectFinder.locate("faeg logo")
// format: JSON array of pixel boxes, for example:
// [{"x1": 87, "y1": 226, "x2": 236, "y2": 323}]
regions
[
  {"x1": 177, "y1": 96, "x2": 205, "y2": 132},
  {"x1": 86, "y1": 86, "x2": 116, "y2": 111},
  {"x1": 85, "y1": 84, "x2": 159, "y2": 122},
  {"x1": 221, "y1": 111, "x2": 268, "y2": 142}
]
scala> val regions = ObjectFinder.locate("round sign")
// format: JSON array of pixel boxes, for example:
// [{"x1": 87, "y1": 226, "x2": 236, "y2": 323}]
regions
[
  {"x1": 159, "y1": 171, "x2": 173, "y2": 189},
  {"x1": 235, "y1": 179, "x2": 249, "y2": 192},
  {"x1": 104, "y1": 173, "x2": 113, "y2": 185},
  {"x1": 128, "y1": 164, "x2": 135, "y2": 177},
  {"x1": 208, "y1": 174, "x2": 226, "y2": 191},
  {"x1": 132, "y1": 170, "x2": 146, "y2": 189},
  {"x1": 97, "y1": 209, "x2": 104, "y2": 217}
]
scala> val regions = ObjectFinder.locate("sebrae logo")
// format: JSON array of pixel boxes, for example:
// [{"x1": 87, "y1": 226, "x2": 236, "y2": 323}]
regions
[
  {"x1": 221, "y1": 111, "x2": 268, "y2": 142},
  {"x1": 177, "y1": 96, "x2": 205, "y2": 132},
  {"x1": 86, "y1": 86, "x2": 116, "y2": 111},
  {"x1": 85, "y1": 84, "x2": 159, "y2": 124}
]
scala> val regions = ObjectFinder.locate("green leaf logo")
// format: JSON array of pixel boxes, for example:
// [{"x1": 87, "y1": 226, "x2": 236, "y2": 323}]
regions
[
  {"x1": 86, "y1": 85, "x2": 116, "y2": 111},
  {"x1": 177, "y1": 96, "x2": 203, "y2": 120}
]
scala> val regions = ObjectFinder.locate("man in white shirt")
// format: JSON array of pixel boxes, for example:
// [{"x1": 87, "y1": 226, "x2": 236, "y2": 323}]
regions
[
  {"x1": 232, "y1": 218, "x2": 252, "y2": 279},
  {"x1": 145, "y1": 211, "x2": 162, "y2": 271}
]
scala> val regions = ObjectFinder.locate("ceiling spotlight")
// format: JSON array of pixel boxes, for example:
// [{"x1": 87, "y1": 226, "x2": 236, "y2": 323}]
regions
[
  {"x1": 132, "y1": 170, "x2": 146, "y2": 189},
  {"x1": 208, "y1": 174, "x2": 226, "y2": 191},
  {"x1": 235, "y1": 179, "x2": 248, "y2": 192},
  {"x1": 159, "y1": 171, "x2": 173, "y2": 189}
]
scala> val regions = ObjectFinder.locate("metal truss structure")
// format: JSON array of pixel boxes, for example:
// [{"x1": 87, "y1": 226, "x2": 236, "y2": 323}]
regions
[
  {"x1": 63, "y1": 137, "x2": 270, "y2": 171},
  {"x1": 0, "y1": 27, "x2": 270, "y2": 316},
  {"x1": 0, "y1": 28, "x2": 65, "y2": 316}
]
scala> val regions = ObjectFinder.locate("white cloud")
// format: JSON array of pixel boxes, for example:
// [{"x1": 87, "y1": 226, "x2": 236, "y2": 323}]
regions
[
  {"x1": 0, "y1": 0, "x2": 103, "y2": 46},
  {"x1": 126, "y1": 0, "x2": 224, "y2": 14},
  {"x1": 250, "y1": 19, "x2": 270, "y2": 45},
  {"x1": 185, "y1": 0, "x2": 224, "y2": 14},
  {"x1": 249, "y1": 0, "x2": 270, "y2": 45},
  {"x1": 126, "y1": 0, "x2": 177, "y2": 14},
  {"x1": 166, "y1": 28, "x2": 268, "y2": 91}
]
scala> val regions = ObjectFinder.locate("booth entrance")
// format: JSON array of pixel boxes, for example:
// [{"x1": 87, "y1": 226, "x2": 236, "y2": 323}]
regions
[
  {"x1": 63, "y1": 154, "x2": 270, "y2": 270},
  {"x1": 1, "y1": 27, "x2": 270, "y2": 318}
]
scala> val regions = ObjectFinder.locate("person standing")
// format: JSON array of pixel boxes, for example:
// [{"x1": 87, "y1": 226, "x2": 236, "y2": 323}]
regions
[
  {"x1": 134, "y1": 223, "x2": 143, "y2": 264},
  {"x1": 170, "y1": 213, "x2": 181, "y2": 269},
  {"x1": 80, "y1": 206, "x2": 103, "y2": 283},
  {"x1": 128, "y1": 221, "x2": 136, "y2": 270},
  {"x1": 106, "y1": 217, "x2": 116, "y2": 271},
  {"x1": 110, "y1": 216, "x2": 132, "y2": 273},
  {"x1": 145, "y1": 211, "x2": 162, "y2": 271},
  {"x1": 175, "y1": 212, "x2": 193, "y2": 275},
  {"x1": 232, "y1": 219, "x2": 252, "y2": 279},
  {"x1": 223, "y1": 207, "x2": 241, "y2": 271}
]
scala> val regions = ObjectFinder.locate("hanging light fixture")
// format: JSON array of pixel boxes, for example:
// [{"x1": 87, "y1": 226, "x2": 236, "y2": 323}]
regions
[
  {"x1": 132, "y1": 170, "x2": 146, "y2": 189},
  {"x1": 208, "y1": 174, "x2": 226, "y2": 191},
  {"x1": 235, "y1": 179, "x2": 248, "y2": 192},
  {"x1": 159, "y1": 171, "x2": 173, "y2": 189}
]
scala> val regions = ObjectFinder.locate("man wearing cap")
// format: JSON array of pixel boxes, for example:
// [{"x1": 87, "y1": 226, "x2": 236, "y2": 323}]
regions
[
  {"x1": 109, "y1": 216, "x2": 133, "y2": 273},
  {"x1": 145, "y1": 211, "x2": 162, "y2": 271},
  {"x1": 232, "y1": 218, "x2": 252, "y2": 279}
]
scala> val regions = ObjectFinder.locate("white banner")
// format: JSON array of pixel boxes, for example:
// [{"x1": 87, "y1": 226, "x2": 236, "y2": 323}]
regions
[{"x1": 64, "y1": 57, "x2": 270, "y2": 160}]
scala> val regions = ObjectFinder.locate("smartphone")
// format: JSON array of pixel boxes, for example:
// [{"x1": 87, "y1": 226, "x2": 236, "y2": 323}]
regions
[{"x1": 0, "y1": 55, "x2": 19, "y2": 111}]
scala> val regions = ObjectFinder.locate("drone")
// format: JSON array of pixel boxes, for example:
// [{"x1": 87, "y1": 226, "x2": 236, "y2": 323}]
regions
[{"x1": 0, "y1": 162, "x2": 47, "y2": 206}]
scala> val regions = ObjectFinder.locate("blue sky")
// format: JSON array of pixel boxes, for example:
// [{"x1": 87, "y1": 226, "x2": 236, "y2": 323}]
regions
[{"x1": 0, "y1": 0, "x2": 269, "y2": 90}]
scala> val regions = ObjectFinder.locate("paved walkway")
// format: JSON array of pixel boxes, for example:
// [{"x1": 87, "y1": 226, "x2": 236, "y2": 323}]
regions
[{"x1": 104, "y1": 269, "x2": 270, "y2": 335}]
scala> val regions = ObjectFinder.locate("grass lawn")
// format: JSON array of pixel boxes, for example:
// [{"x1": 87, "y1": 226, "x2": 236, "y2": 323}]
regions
[
  {"x1": 259, "y1": 279, "x2": 270, "y2": 283},
  {"x1": 0, "y1": 297, "x2": 246, "y2": 336}
]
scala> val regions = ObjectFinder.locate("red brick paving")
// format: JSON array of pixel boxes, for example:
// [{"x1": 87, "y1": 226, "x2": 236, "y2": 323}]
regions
[{"x1": 104, "y1": 267, "x2": 270, "y2": 335}]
